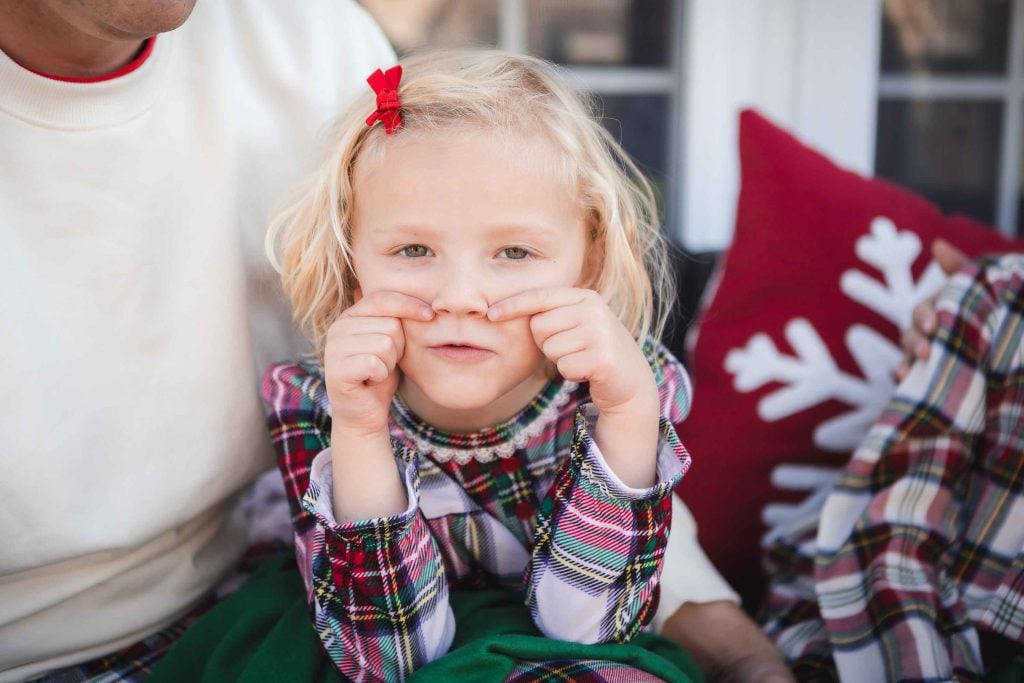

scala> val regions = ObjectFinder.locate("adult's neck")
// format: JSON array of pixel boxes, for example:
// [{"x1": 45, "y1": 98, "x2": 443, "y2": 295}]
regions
[{"x1": 0, "y1": 2, "x2": 146, "y2": 79}]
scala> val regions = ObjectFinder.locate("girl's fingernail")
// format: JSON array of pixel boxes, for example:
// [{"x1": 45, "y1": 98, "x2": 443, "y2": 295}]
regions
[
  {"x1": 922, "y1": 312, "x2": 935, "y2": 332},
  {"x1": 486, "y1": 307, "x2": 499, "y2": 320}
]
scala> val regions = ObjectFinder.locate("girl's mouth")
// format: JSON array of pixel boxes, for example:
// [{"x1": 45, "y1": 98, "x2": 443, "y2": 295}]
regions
[{"x1": 429, "y1": 343, "x2": 494, "y2": 362}]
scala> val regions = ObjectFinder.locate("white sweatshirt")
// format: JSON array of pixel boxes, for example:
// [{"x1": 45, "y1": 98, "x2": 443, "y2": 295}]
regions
[{"x1": 0, "y1": 2, "x2": 393, "y2": 679}]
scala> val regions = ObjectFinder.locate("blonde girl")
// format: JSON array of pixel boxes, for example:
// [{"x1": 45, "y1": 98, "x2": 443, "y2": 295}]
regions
[{"x1": 262, "y1": 49, "x2": 694, "y2": 681}]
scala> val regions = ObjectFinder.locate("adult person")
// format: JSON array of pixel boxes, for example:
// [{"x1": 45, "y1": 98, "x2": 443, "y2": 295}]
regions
[
  {"x1": 0, "y1": 4, "x2": 793, "y2": 680},
  {"x1": 763, "y1": 242, "x2": 1024, "y2": 681},
  {"x1": 0, "y1": 1, "x2": 394, "y2": 679}
]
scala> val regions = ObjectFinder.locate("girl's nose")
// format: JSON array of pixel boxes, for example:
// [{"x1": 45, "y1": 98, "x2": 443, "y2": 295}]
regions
[{"x1": 430, "y1": 265, "x2": 489, "y2": 317}]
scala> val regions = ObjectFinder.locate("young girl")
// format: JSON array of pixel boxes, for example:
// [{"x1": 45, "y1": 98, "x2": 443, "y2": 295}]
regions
[{"x1": 262, "y1": 49, "x2": 694, "y2": 681}]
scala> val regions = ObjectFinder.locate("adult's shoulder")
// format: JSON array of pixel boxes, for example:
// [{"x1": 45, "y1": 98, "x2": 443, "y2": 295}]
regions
[
  {"x1": 230, "y1": 0, "x2": 394, "y2": 64},
  {"x1": 179, "y1": 0, "x2": 395, "y2": 102}
]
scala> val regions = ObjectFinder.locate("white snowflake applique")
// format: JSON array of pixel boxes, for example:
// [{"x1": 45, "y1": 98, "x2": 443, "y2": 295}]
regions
[{"x1": 723, "y1": 217, "x2": 948, "y2": 550}]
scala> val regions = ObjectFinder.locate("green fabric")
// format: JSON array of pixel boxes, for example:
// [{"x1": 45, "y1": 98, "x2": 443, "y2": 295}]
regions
[
  {"x1": 149, "y1": 553, "x2": 702, "y2": 682},
  {"x1": 148, "y1": 554, "x2": 342, "y2": 683},
  {"x1": 413, "y1": 587, "x2": 701, "y2": 682}
]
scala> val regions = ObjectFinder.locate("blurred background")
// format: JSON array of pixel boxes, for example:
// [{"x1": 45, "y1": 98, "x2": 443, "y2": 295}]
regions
[{"x1": 358, "y1": 0, "x2": 1020, "y2": 249}]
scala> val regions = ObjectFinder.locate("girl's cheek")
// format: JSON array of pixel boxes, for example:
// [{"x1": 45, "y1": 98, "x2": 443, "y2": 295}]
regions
[
  {"x1": 361, "y1": 262, "x2": 575, "y2": 307},
  {"x1": 359, "y1": 270, "x2": 437, "y2": 302},
  {"x1": 486, "y1": 265, "x2": 573, "y2": 302}
]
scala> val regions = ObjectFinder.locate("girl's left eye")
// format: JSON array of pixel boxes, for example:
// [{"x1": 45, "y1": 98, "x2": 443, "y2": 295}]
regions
[
  {"x1": 399, "y1": 244, "x2": 431, "y2": 258},
  {"x1": 500, "y1": 247, "x2": 530, "y2": 260}
]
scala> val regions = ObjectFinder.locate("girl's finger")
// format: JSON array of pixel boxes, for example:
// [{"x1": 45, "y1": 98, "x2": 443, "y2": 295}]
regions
[
  {"x1": 554, "y1": 349, "x2": 594, "y2": 383},
  {"x1": 539, "y1": 327, "x2": 589, "y2": 363},
  {"x1": 332, "y1": 352, "x2": 390, "y2": 385},
  {"x1": 359, "y1": 354, "x2": 391, "y2": 385},
  {"x1": 343, "y1": 290, "x2": 435, "y2": 321},
  {"x1": 329, "y1": 317, "x2": 405, "y2": 358},
  {"x1": 487, "y1": 287, "x2": 590, "y2": 321},
  {"x1": 342, "y1": 332, "x2": 401, "y2": 371},
  {"x1": 528, "y1": 306, "x2": 585, "y2": 344}
]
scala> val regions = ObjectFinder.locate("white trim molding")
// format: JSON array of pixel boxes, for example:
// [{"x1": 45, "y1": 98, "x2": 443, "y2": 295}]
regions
[{"x1": 680, "y1": 0, "x2": 882, "y2": 251}]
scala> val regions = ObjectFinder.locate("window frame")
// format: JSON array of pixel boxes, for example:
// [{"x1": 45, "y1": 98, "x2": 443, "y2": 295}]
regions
[
  {"x1": 877, "y1": 0, "x2": 1024, "y2": 236},
  {"x1": 496, "y1": 0, "x2": 687, "y2": 242},
  {"x1": 679, "y1": 0, "x2": 882, "y2": 251}
]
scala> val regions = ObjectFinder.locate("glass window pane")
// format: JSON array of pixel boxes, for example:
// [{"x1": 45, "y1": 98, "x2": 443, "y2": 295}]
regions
[
  {"x1": 875, "y1": 99, "x2": 1002, "y2": 225},
  {"x1": 880, "y1": 0, "x2": 1010, "y2": 75},
  {"x1": 359, "y1": 0, "x2": 500, "y2": 54},
  {"x1": 528, "y1": 0, "x2": 673, "y2": 66},
  {"x1": 598, "y1": 94, "x2": 670, "y2": 199}
]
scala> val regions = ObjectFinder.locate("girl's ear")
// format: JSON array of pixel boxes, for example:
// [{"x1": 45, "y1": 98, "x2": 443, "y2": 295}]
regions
[{"x1": 353, "y1": 286, "x2": 363, "y2": 303}]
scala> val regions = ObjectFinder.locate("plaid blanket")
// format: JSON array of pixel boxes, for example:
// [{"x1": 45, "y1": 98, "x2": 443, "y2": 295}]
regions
[{"x1": 763, "y1": 254, "x2": 1024, "y2": 682}]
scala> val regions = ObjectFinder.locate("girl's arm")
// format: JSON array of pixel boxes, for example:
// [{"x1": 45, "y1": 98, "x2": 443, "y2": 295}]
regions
[
  {"x1": 262, "y1": 363, "x2": 455, "y2": 682},
  {"x1": 524, "y1": 344, "x2": 693, "y2": 644}
]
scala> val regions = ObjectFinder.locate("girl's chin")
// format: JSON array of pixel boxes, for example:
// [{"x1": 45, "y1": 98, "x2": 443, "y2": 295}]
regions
[
  {"x1": 398, "y1": 378, "x2": 541, "y2": 433},
  {"x1": 416, "y1": 388, "x2": 511, "y2": 419}
]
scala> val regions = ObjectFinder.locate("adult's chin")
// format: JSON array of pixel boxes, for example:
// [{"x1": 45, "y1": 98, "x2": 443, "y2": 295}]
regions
[{"x1": 80, "y1": 0, "x2": 199, "y2": 38}]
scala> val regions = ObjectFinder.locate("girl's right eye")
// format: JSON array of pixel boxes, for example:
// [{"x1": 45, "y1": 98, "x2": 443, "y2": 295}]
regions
[{"x1": 398, "y1": 244, "x2": 431, "y2": 258}]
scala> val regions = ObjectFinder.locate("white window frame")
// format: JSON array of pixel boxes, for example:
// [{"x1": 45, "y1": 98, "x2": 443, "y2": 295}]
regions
[
  {"x1": 496, "y1": 0, "x2": 687, "y2": 241},
  {"x1": 877, "y1": 0, "x2": 1024, "y2": 236},
  {"x1": 681, "y1": 0, "x2": 1024, "y2": 250},
  {"x1": 679, "y1": 0, "x2": 882, "y2": 251}
]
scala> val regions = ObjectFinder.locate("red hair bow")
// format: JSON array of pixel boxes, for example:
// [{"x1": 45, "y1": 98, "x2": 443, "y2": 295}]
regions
[{"x1": 365, "y1": 65, "x2": 403, "y2": 134}]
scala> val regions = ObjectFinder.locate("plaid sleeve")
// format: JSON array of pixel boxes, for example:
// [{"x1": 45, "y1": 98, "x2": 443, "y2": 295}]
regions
[
  {"x1": 524, "y1": 396, "x2": 692, "y2": 644},
  {"x1": 261, "y1": 364, "x2": 454, "y2": 682},
  {"x1": 812, "y1": 255, "x2": 1024, "y2": 682},
  {"x1": 645, "y1": 338, "x2": 693, "y2": 425}
]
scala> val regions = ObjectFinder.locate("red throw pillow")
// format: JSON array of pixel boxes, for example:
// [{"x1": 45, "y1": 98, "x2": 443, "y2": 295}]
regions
[{"x1": 675, "y1": 109, "x2": 1024, "y2": 609}]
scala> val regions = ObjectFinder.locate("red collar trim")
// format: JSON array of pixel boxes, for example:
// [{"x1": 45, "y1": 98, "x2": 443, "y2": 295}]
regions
[{"x1": 23, "y1": 37, "x2": 156, "y2": 83}]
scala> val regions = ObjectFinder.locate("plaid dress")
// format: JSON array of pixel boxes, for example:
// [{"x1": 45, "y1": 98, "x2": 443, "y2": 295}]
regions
[
  {"x1": 261, "y1": 342, "x2": 693, "y2": 682},
  {"x1": 763, "y1": 254, "x2": 1024, "y2": 682}
]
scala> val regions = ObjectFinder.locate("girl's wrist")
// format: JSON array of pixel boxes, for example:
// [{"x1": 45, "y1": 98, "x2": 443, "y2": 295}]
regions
[
  {"x1": 593, "y1": 407, "x2": 660, "y2": 489},
  {"x1": 329, "y1": 427, "x2": 407, "y2": 523},
  {"x1": 331, "y1": 424, "x2": 392, "y2": 452},
  {"x1": 598, "y1": 382, "x2": 660, "y2": 422}
]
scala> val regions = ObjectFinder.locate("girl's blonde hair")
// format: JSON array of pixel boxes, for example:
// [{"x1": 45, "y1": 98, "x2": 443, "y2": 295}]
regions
[{"x1": 267, "y1": 49, "x2": 674, "y2": 357}]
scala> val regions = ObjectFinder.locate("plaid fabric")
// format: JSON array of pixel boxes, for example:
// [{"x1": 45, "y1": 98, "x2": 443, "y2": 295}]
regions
[
  {"x1": 763, "y1": 254, "x2": 1024, "y2": 682},
  {"x1": 261, "y1": 342, "x2": 692, "y2": 682},
  {"x1": 504, "y1": 658, "x2": 668, "y2": 682}
]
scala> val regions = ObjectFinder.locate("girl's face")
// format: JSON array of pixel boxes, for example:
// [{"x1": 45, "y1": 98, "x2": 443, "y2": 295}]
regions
[{"x1": 350, "y1": 127, "x2": 591, "y2": 432}]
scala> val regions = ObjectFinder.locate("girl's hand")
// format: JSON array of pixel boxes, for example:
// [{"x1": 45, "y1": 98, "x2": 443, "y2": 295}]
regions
[
  {"x1": 488, "y1": 287, "x2": 659, "y2": 487},
  {"x1": 488, "y1": 287, "x2": 657, "y2": 415},
  {"x1": 325, "y1": 291, "x2": 434, "y2": 439}
]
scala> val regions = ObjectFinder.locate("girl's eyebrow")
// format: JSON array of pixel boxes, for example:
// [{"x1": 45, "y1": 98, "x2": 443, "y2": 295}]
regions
[
  {"x1": 377, "y1": 223, "x2": 561, "y2": 239},
  {"x1": 486, "y1": 223, "x2": 560, "y2": 239}
]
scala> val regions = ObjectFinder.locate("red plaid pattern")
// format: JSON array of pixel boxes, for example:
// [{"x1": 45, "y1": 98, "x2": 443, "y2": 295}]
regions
[
  {"x1": 261, "y1": 342, "x2": 692, "y2": 681},
  {"x1": 763, "y1": 254, "x2": 1024, "y2": 682}
]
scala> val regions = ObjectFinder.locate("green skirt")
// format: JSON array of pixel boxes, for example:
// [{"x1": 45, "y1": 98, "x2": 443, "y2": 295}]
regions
[{"x1": 148, "y1": 553, "x2": 702, "y2": 682}]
